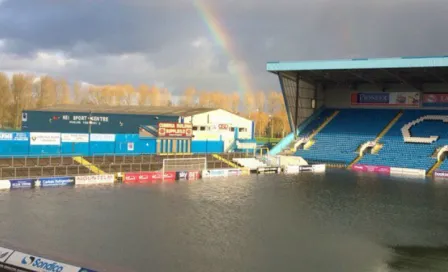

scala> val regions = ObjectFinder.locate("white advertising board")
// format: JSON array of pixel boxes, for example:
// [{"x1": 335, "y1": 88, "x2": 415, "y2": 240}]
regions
[
  {"x1": 0, "y1": 246, "x2": 14, "y2": 263},
  {"x1": 312, "y1": 164, "x2": 326, "y2": 173},
  {"x1": 0, "y1": 180, "x2": 10, "y2": 190},
  {"x1": 202, "y1": 168, "x2": 242, "y2": 178},
  {"x1": 390, "y1": 167, "x2": 426, "y2": 177},
  {"x1": 75, "y1": 174, "x2": 115, "y2": 185},
  {"x1": 90, "y1": 134, "x2": 115, "y2": 142},
  {"x1": 5, "y1": 251, "x2": 81, "y2": 272},
  {"x1": 284, "y1": 165, "x2": 300, "y2": 174},
  {"x1": 61, "y1": 133, "x2": 89, "y2": 143},
  {"x1": 30, "y1": 132, "x2": 60, "y2": 145}
]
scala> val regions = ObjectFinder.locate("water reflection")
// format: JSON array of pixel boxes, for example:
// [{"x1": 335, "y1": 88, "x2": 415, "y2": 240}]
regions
[{"x1": 0, "y1": 171, "x2": 447, "y2": 271}]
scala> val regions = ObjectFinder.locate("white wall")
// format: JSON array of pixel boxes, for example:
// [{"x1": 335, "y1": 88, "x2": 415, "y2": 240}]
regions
[
  {"x1": 183, "y1": 109, "x2": 253, "y2": 150},
  {"x1": 325, "y1": 83, "x2": 448, "y2": 109}
]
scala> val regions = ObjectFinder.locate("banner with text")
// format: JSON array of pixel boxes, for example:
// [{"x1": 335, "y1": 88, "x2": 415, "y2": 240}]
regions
[
  {"x1": 352, "y1": 164, "x2": 391, "y2": 174},
  {"x1": 10, "y1": 179, "x2": 35, "y2": 189},
  {"x1": 61, "y1": 133, "x2": 89, "y2": 143},
  {"x1": 390, "y1": 167, "x2": 426, "y2": 177},
  {"x1": 158, "y1": 123, "x2": 193, "y2": 138},
  {"x1": 434, "y1": 170, "x2": 448, "y2": 178},
  {"x1": 124, "y1": 171, "x2": 177, "y2": 184},
  {"x1": 75, "y1": 174, "x2": 115, "y2": 185},
  {"x1": 351, "y1": 92, "x2": 420, "y2": 107},
  {"x1": 4, "y1": 249, "x2": 86, "y2": 272},
  {"x1": 30, "y1": 132, "x2": 61, "y2": 145},
  {"x1": 35, "y1": 176, "x2": 75, "y2": 188},
  {"x1": 422, "y1": 93, "x2": 448, "y2": 107},
  {"x1": 0, "y1": 132, "x2": 29, "y2": 141},
  {"x1": 90, "y1": 134, "x2": 115, "y2": 142}
]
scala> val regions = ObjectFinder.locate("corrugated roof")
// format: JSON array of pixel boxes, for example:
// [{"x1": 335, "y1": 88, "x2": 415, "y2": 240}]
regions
[
  {"x1": 29, "y1": 105, "x2": 216, "y2": 117},
  {"x1": 267, "y1": 56, "x2": 448, "y2": 72}
]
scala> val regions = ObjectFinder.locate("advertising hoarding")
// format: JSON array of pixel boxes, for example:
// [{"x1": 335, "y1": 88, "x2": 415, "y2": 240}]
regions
[
  {"x1": 10, "y1": 179, "x2": 34, "y2": 189},
  {"x1": 5, "y1": 251, "x2": 81, "y2": 272},
  {"x1": 158, "y1": 123, "x2": 193, "y2": 138},
  {"x1": 422, "y1": 93, "x2": 448, "y2": 107},
  {"x1": 36, "y1": 177, "x2": 75, "y2": 188},
  {"x1": 75, "y1": 175, "x2": 115, "y2": 185},
  {"x1": 351, "y1": 92, "x2": 420, "y2": 107},
  {"x1": 0, "y1": 132, "x2": 28, "y2": 141},
  {"x1": 30, "y1": 132, "x2": 61, "y2": 145},
  {"x1": 0, "y1": 180, "x2": 10, "y2": 190},
  {"x1": 61, "y1": 133, "x2": 89, "y2": 143},
  {"x1": 352, "y1": 164, "x2": 391, "y2": 174},
  {"x1": 89, "y1": 134, "x2": 115, "y2": 142}
]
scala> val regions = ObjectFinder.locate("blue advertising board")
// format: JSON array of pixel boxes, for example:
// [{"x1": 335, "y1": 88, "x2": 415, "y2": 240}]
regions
[
  {"x1": 10, "y1": 179, "x2": 34, "y2": 189},
  {"x1": 35, "y1": 177, "x2": 75, "y2": 188},
  {"x1": 0, "y1": 132, "x2": 29, "y2": 141}
]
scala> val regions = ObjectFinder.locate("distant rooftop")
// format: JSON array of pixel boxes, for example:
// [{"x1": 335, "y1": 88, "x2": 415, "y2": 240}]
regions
[{"x1": 29, "y1": 105, "x2": 216, "y2": 117}]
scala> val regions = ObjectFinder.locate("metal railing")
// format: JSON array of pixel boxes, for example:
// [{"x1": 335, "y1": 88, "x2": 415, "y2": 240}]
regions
[
  {"x1": 0, "y1": 154, "x2": 83, "y2": 168},
  {"x1": 0, "y1": 152, "x2": 257, "y2": 179}
]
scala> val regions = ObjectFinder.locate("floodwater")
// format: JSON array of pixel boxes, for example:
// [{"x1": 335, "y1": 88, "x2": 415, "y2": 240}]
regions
[{"x1": 0, "y1": 170, "x2": 448, "y2": 272}]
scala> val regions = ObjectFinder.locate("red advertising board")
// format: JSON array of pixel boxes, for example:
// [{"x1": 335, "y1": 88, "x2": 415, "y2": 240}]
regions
[
  {"x1": 123, "y1": 171, "x2": 177, "y2": 184},
  {"x1": 351, "y1": 164, "x2": 390, "y2": 174},
  {"x1": 158, "y1": 123, "x2": 193, "y2": 138},
  {"x1": 187, "y1": 171, "x2": 201, "y2": 180},
  {"x1": 422, "y1": 93, "x2": 448, "y2": 107}
]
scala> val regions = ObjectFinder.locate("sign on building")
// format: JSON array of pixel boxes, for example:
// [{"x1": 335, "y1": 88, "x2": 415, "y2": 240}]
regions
[{"x1": 158, "y1": 123, "x2": 193, "y2": 138}]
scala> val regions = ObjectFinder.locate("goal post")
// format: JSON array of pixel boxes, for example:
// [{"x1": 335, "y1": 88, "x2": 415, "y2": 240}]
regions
[{"x1": 162, "y1": 157, "x2": 207, "y2": 174}]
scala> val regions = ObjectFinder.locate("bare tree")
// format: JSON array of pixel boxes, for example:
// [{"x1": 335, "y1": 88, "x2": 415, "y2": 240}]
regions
[
  {"x1": 11, "y1": 74, "x2": 34, "y2": 128},
  {"x1": 0, "y1": 73, "x2": 12, "y2": 128}
]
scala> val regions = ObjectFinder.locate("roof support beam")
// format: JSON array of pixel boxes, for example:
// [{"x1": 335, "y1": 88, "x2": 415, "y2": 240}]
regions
[
  {"x1": 308, "y1": 71, "x2": 341, "y2": 84},
  {"x1": 345, "y1": 70, "x2": 384, "y2": 91},
  {"x1": 426, "y1": 70, "x2": 448, "y2": 84},
  {"x1": 381, "y1": 69, "x2": 423, "y2": 91}
]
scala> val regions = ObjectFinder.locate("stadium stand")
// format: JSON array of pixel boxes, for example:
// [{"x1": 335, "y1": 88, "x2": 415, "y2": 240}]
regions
[
  {"x1": 292, "y1": 108, "x2": 448, "y2": 171},
  {"x1": 360, "y1": 110, "x2": 448, "y2": 170},
  {"x1": 267, "y1": 56, "x2": 448, "y2": 175},
  {"x1": 0, "y1": 153, "x2": 251, "y2": 179},
  {"x1": 295, "y1": 109, "x2": 399, "y2": 165},
  {"x1": 439, "y1": 160, "x2": 448, "y2": 171}
]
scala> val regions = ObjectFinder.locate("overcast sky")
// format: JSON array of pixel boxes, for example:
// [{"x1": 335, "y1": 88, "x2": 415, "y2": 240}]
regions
[{"x1": 0, "y1": 0, "x2": 447, "y2": 94}]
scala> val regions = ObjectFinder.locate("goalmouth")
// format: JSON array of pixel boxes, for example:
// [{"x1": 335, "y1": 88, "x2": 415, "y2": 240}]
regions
[{"x1": 162, "y1": 157, "x2": 208, "y2": 173}]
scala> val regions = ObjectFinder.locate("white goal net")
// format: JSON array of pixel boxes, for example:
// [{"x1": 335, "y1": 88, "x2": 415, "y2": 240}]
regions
[{"x1": 162, "y1": 157, "x2": 207, "y2": 173}]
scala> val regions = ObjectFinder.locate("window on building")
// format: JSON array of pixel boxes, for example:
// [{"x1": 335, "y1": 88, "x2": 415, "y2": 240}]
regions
[
  {"x1": 193, "y1": 126, "x2": 198, "y2": 131},
  {"x1": 239, "y1": 128, "x2": 247, "y2": 132},
  {"x1": 200, "y1": 126, "x2": 206, "y2": 131},
  {"x1": 231, "y1": 127, "x2": 235, "y2": 132}
]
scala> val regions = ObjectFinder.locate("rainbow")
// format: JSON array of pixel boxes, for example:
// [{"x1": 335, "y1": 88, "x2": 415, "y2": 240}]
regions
[{"x1": 193, "y1": 0, "x2": 254, "y2": 94}]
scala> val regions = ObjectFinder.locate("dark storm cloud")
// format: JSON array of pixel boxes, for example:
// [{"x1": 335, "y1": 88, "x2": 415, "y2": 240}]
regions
[
  {"x1": 1, "y1": 0, "x2": 448, "y2": 91},
  {"x1": 0, "y1": 0, "x2": 200, "y2": 57}
]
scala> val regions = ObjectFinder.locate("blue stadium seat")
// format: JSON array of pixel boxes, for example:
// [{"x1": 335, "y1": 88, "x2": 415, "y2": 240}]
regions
[{"x1": 293, "y1": 108, "x2": 448, "y2": 170}]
